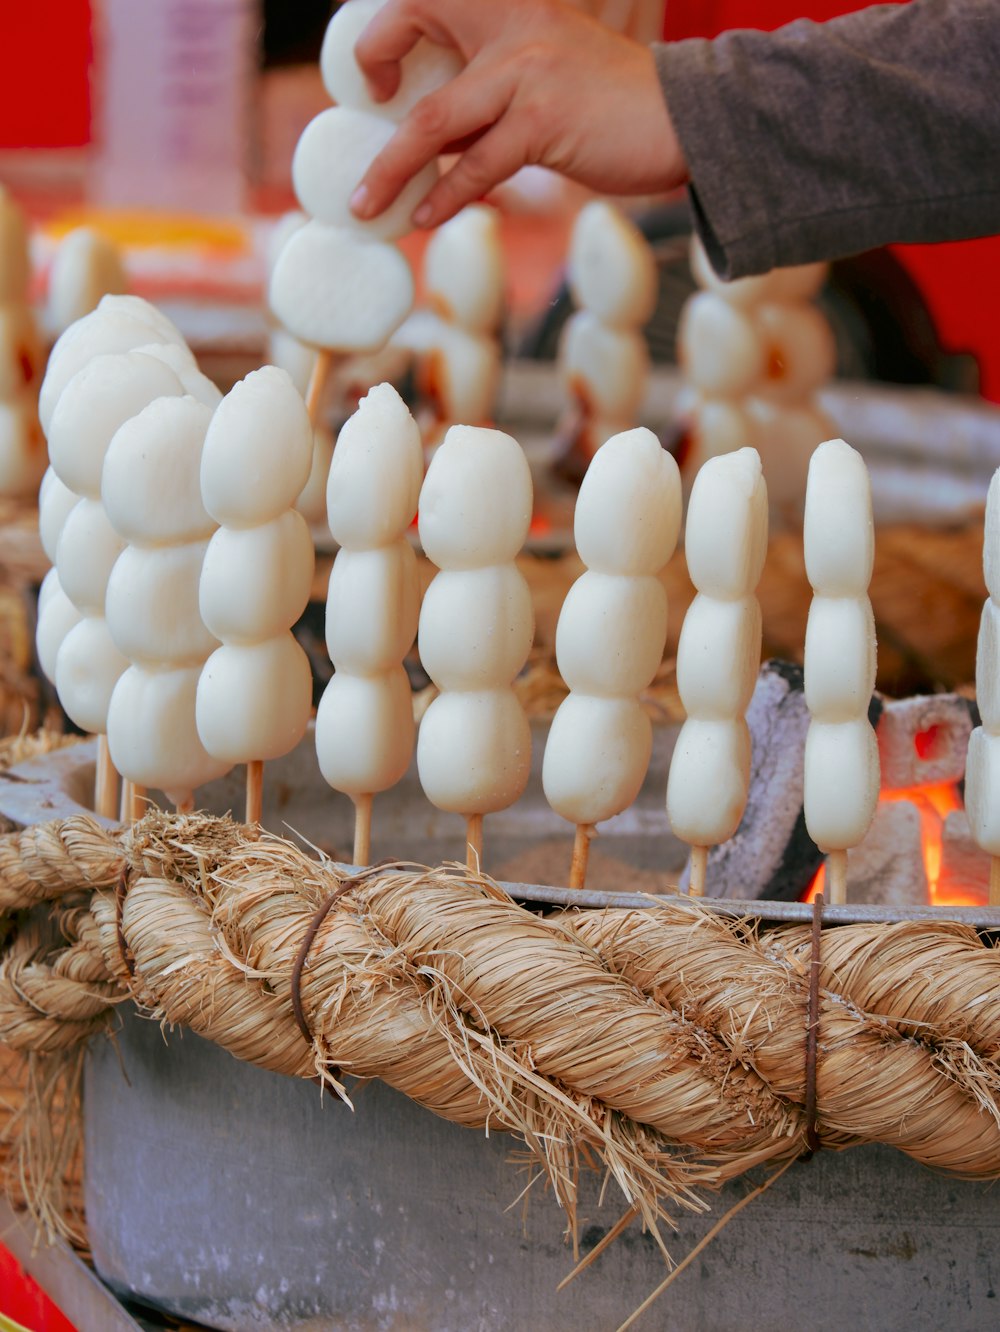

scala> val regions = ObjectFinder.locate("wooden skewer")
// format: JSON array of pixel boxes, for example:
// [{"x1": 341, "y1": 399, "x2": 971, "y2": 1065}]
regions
[
  {"x1": 353, "y1": 793, "x2": 373, "y2": 867},
  {"x1": 991, "y1": 857, "x2": 1000, "y2": 908},
  {"x1": 94, "y1": 735, "x2": 118, "y2": 820},
  {"x1": 119, "y1": 779, "x2": 133, "y2": 824},
  {"x1": 688, "y1": 845, "x2": 709, "y2": 897},
  {"x1": 246, "y1": 760, "x2": 264, "y2": 826},
  {"x1": 305, "y1": 348, "x2": 336, "y2": 426},
  {"x1": 569, "y1": 823, "x2": 594, "y2": 890},
  {"x1": 128, "y1": 784, "x2": 147, "y2": 824},
  {"x1": 827, "y1": 849, "x2": 848, "y2": 906},
  {"x1": 466, "y1": 813, "x2": 483, "y2": 871}
]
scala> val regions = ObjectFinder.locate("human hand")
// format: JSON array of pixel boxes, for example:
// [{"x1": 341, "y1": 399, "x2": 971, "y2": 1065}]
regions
[{"x1": 349, "y1": 0, "x2": 687, "y2": 229}]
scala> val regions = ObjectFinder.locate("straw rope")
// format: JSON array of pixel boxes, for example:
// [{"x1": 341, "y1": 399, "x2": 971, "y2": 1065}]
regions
[{"x1": 1, "y1": 810, "x2": 1000, "y2": 1242}]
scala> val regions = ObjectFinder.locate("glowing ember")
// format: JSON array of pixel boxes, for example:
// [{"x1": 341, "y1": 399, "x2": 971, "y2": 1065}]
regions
[{"x1": 803, "y1": 780, "x2": 977, "y2": 907}]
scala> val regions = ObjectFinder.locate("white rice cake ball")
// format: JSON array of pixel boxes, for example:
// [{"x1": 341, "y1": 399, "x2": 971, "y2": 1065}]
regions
[
  {"x1": 684, "y1": 447, "x2": 768, "y2": 599},
  {"x1": 196, "y1": 635, "x2": 312, "y2": 763},
  {"x1": 754, "y1": 303, "x2": 836, "y2": 403},
  {"x1": 804, "y1": 596, "x2": 877, "y2": 723},
  {"x1": 106, "y1": 541, "x2": 218, "y2": 667},
  {"x1": 39, "y1": 468, "x2": 81, "y2": 563},
  {"x1": 47, "y1": 350, "x2": 184, "y2": 497},
  {"x1": 666, "y1": 717, "x2": 751, "y2": 847},
  {"x1": 315, "y1": 666, "x2": 415, "y2": 796},
  {"x1": 676, "y1": 593, "x2": 762, "y2": 718},
  {"x1": 269, "y1": 221, "x2": 414, "y2": 352},
  {"x1": 422, "y1": 325, "x2": 500, "y2": 425},
  {"x1": 108, "y1": 664, "x2": 231, "y2": 799},
  {"x1": 320, "y1": 0, "x2": 463, "y2": 122},
  {"x1": 199, "y1": 511, "x2": 314, "y2": 642},
  {"x1": 555, "y1": 571, "x2": 667, "y2": 697},
  {"x1": 559, "y1": 312, "x2": 648, "y2": 422},
  {"x1": 326, "y1": 543, "x2": 420, "y2": 674},
  {"x1": 36, "y1": 571, "x2": 82, "y2": 684},
  {"x1": 574, "y1": 428, "x2": 681, "y2": 577},
  {"x1": 424, "y1": 205, "x2": 503, "y2": 333},
  {"x1": 568, "y1": 201, "x2": 657, "y2": 329},
  {"x1": 46, "y1": 227, "x2": 128, "y2": 336},
  {"x1": 40, "y1": 294, "x2": 186, "y2": 433},
  {"x1": 984, "y1": 470, "x2": 1000, "y2": 604},
  {"x1": 418, "y1": 425, "x2": 532, "y2": 570},
  {"x1": 293, "y1": 106, "x2": 438, "y2": 243},
  {"x1": 964, "y1": 728, "x2": 1000, "y2": 856},
  {"x1": 55, "y1": 614, "x2": 129, "y2": 734},
  {"x1": 803, "y1": 717, "x2": 880, "y2": 853},
  {"x1": 327, "y1": 382, "x2": 423, "y2": 549},
  {"x1": 542, "y1": 693, "x2": 651, "y2": 827},
  {"x1": 976, "y1": 598, "x2": 1000, "y2": 733},
  {"x1": 803, "y1": 438, "x2": 874, "y2": 596},
  {"x1": 201, "y1": 366, "x2": 313, "y2": 528},
  {"x1": 416, "y1": 688, "x2": 531, "y2": 815},
  {"x1": 57, "y1": 497, "x2": 126, "y2": 615},
  {"x1": 678, "y1": 291, "x2": 764, "y2": 398},
  {"x1": 418, "y1": 566, "x2": 533, "y2": 691},
  {"x1": 103, "y1": 396, "x2": 216, "y2": 545}
]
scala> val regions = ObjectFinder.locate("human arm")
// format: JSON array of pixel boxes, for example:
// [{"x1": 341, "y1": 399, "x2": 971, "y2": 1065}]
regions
[
  {"x1": 349, "y1": 0, "x2": 687, "y2": 230},
  {"x1": 657, "y1": 0, "x2": 1000, "y2": 277}
]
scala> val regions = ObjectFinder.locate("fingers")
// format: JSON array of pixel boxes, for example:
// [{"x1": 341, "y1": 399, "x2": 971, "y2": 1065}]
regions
[
  {"x1": 354, "y1": 2, "x2": 426, "y2": 104},
  {"x1": 351, "y1": 69, "x2": 512, "y2": 221},
  {"x1": 410, "y1": 124, "x2": 527, "y2": 228}
]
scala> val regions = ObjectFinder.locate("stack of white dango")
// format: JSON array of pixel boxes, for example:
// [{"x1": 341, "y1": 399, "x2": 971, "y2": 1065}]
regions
[
  {"x1": 678, "y1": 238, "x2": 835, "y2": 525},
  {"x1": 196, "y1": 367, "x2": 315, "y2": 823},
  {"x1": 802, "y1": 438, "x2": 880, "y2": 904},
  {"x1": 417, "y1": 424, "x2": 534, "y2": 866},
  {"x1": 665, "y1": 448, "x2": 767, "y2": 895},
  {"x1": 0, "y1": 186, "x2": 45, "y2": 498},
  {"x1": 46, "y1": 226, "x2": 128, "y2": 338},
  {"x1": 316, "y1": 383, "x2": 422, "y2": 863},
  {"x1": 40, "y1": 296, "x2": 205, "y2": 814},
  {"x1": 409, "y1": 205, "x2": 505, "y2": 447},
  {"x1": 270, "y1": 0, "x2": 460, "y2": 419},
  {"x1": 543, "y1": 427, "x2": 681, "y2": 886},
  {"x1": 558, "y1": 201, "x2": 657, "y2": 466},
  {"x1": 967, "y1": 470, "x2": 1000, "y2": 906},
  {"x1": 103, "y1": 395, "x2": 230, "y2": 815}
]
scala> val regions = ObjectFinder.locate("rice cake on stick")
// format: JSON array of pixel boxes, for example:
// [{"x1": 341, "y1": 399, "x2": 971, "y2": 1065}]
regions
[
  {"x1": 316, "y1": 383, "x2": 423, "y2": 865},
  {"x1": 196, "y1": 367, "x2": 314, "y2": 826},
  {"x1": 270, "y1": 0, "x2": 456, "y2": 423},
  {"x1": 543, "y1": 428, "x2": 681, "y2": 888},
  {"x1": 963, "y1": 469, "x2": 1000, "y2": 905},
  {"x1": 417, "y1": 426, "x2": 534, "y2": 868},
  {"x1": 666, "y1": 448, "x2": 767, "y2": 896},
  {"x1": 802, "y1": 438, "x2": 880, "y2": 905}
]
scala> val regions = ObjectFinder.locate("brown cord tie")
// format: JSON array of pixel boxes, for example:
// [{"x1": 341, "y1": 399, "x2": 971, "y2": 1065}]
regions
[
  {"x1": 114, "y1": 864, "x2": 135, "y2": 979},
  {"x1": 290, "y1": 877, "x2": 358, "y2": 1049},
  {"x1": 800, "y1": 891, "x2": 824, "y2": 1160}
]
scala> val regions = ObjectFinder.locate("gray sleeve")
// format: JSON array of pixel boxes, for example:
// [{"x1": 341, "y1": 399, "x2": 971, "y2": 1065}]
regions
[{"x1": 653, "y1": 0, "x2": 1000, "y2": 278}]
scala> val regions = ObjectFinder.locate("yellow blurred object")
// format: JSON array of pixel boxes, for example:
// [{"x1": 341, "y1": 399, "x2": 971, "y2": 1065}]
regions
[{"x1": 44, "y1": 209, "x2": 250, "y2": 255}]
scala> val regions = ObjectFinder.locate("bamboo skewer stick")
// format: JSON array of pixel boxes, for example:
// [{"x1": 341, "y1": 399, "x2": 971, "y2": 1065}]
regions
[
  {"x1": 94, "y1": 735, "x2": 118, "y2": 820},
  {"x1": 305, "y1": 348, "x2": 336, "y2": 426},
  {"x1": 569, "y1": 824, "x2": 594, "y2": 890},
  {"x1": 119, "y1": 779, "x2": 133, "y2": 824},
  {"x1": 827, "y1": 849, "x2": 848, "y2": 906},
  {"x1": 353, "y1": 794, "x2": 373, "y2": 867},
  {"x1": 466, "y1": 813, "x2": 483, "y2": 870},
  {"x1": 246, "y1": 760, "x2": 264, "y2": 826},
  {"x1": 991, "y1": 858, "x2": 1000, "y2": 908},
  {"x1": 128, "y1": 784, "x2": 147, "y2": 824},
  {"x1": 688, "y1": 845, "x2": 709, "y2": 897}
]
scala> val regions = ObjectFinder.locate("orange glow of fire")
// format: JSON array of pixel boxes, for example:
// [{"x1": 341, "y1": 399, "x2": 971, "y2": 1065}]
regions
[{"x1": 803, "y1": 781, "x2": 980, "y2": 907}]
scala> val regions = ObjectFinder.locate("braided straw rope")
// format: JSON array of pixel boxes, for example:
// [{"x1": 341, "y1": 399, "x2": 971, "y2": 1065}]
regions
[{"x1": 2, "y1": 810, "x2": 1000, "y2": 1242}]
